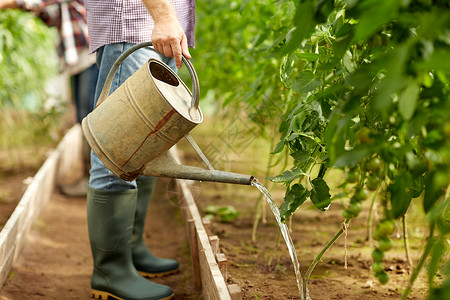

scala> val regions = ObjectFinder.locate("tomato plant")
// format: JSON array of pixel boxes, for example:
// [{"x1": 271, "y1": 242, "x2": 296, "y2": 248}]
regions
[{"x1": 193, "y1": 0, "x2": 449, "y2": 298}]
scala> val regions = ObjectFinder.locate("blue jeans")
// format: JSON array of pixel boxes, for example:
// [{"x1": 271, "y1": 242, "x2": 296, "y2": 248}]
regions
[
  {"x1": 89, "y1": 43, "x2": 176, "y2": 191},
  {"x1": 72, "y1": 63, "x2": 99, "y2": 123}
]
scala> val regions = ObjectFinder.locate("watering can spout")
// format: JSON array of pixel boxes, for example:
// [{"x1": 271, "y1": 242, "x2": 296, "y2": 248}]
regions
[{"x1": 142, "y1": 151, "x2": 254, "y2": 185}]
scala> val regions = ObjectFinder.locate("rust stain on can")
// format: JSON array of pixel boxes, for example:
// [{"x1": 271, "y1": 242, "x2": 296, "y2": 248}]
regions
[{"x1": 120, "y1": 108, "x2": 176, "y2": 169}]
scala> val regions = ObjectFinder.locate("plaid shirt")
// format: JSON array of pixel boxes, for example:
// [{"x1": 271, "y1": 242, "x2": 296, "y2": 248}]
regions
[
  {"x1": 85, "y1": 0, "x2": 195, "y2": 53},
  {"x1": 16, "y1": 0, "x2": 92, "y2": 70}
]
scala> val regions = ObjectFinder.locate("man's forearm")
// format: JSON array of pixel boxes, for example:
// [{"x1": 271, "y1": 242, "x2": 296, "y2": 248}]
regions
[
  {"x1": 141, "y1": 0, "x2": 178, "y2": 24},
  {"x1": 0, "y1": 0, "x2": 18, "y2": 9}
]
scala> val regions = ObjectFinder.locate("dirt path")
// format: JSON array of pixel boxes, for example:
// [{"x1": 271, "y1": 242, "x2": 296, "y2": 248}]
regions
[{"x1": 0, "y1": 178, "x2": 200, "y2": 300}]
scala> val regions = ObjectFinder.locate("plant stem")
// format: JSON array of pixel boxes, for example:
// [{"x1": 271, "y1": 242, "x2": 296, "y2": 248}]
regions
[
  {"x1": 402, "y1": 214, "x2": 413, "y2": 267},
  {"x1": 367, "y1": 188, "x2": 378, "y2": 246},
  {"x1": 402, "y1": 222, "x2": 435, "y2": 300},
  {"x1": 304, "y1": 219, "x2": 351, "y2": 281}
]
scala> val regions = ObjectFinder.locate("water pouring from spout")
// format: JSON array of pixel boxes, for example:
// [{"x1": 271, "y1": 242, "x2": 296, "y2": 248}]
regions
[{"x1": 251, "y1": 178, "x2": 309, "y2": 300}]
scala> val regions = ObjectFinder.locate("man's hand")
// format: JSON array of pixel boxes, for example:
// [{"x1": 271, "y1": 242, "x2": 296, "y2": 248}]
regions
[
  {"x1": 151, "y1": 18, "x2": 191, "y2": 69},
  {"x1": 142, "y1": 0, "x2": 191, "y2": 69}
]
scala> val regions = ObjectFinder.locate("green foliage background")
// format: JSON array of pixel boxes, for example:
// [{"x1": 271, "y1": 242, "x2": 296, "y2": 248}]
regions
[
  {"x1": 0, "y1": 10, "x2": 58, "y2": 108},
  {"x1": 0, "y1": 10, "x2": 62, "y2": 162},
  {"x1": 191, "y1": 0, "x2": 449, "y2": 297}
]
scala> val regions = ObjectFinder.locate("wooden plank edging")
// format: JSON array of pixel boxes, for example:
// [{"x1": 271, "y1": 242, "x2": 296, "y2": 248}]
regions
[
  {"x1": 169, "y1": 147, "x2": 242, "y2": 300},
  {"x1": 0, "y1": 124, "x2": 82, "y2": 289}
]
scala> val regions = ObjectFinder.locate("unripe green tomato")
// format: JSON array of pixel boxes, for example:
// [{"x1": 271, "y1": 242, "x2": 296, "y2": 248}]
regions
[
  {"x1": 345, "y1": 171, "x2": 359, "y2": 183},
  {"x1": 356, "y1": 126, "x2": 372, "y2": 143},
  {"x1": 366, "y1": 174, "x2": 380, "y2": 191},
  {"x1": 342, "y1": 209, "x2": 355, "y2": 220},
  {"x1": 376, "y1": 271, "x2": 389, "y2": 284},
  {"x1": 378, "y1": 238, "x2": 393, "y2": 252},
  {"x1": 354, "y1": 188, "x2": 369, "y2": 201},
  {"x1": 347, "y1": 202, "x2": 362, "y2": 217},
  {"x1": 378, "y1": 220, "x2": 397, "y2": 236},
  {"x1": 434, "y1": 172, "x2": 449, "y2": 191},
  {"x1": 342, "y1": 210, "x2": 351, "y2": 219},
  {"x1": 372, "y1": 248, "x2": 384, "y2": 262},
  {"x1": 366, "y1": 157, "x2": 382, "y2": 173},
  {"x1": 445, "y1": 122, "x2": 450, "y2": 138},
  {"x1": 373, "y1": 228, "x2": 385, "y2": 241},
  {"x1": 377, "y1": 163, "x2": 386, "y2": 179},
  {"x1": 372, "y1": 262, "x2": 384, "y2": 273}
]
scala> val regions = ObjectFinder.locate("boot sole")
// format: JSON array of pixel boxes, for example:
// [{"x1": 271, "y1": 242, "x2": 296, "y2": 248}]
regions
[
  {"x1": 138, "y1": 268, "x2": 180, "y2": 279},
  {"x1": 91, "y1": 289, "x2": 174, "y2": 300}
]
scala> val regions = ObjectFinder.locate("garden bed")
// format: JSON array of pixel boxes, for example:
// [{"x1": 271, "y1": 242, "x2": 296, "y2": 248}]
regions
[
  {"x1": 174, "y1": 118, "x2": 431, "y2": 299},
  {"x1": 0, "y1": 118, "x2": 432, "y2": 299}
]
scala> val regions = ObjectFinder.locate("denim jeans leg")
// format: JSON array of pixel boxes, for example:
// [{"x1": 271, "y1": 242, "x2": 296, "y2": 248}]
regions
[
  {"x1": 88, "y1": 43, "x2": 176, "y2": 192},
  {"x1": 72, "y1": 64, "x2": 99, "y2": 123}
]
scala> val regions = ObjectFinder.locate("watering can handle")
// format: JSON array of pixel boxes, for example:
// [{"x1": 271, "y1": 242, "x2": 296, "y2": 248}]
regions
[{"x1": 96, "y1": 41, "x2": 200, "y2": 110}]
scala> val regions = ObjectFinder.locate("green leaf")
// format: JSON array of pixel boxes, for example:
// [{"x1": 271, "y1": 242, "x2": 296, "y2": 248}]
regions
[
  {"x1": 290, "y1": 149, "x2": 310, "y2": 162},
  {"x1": 398, "y1": 82, "x2": 420, "y2": 120},
  {"x1": 424, "y1": 170, "x2": 449, "y2": 213},
  {"x1": 268, "y1": 168, "x2": 304, "y2": 183},
  {"x1": 297, "y1": 52, "x2": 328, "y2": 61},
  {"x1": 278, "y1": 0, "x2": 315, "y2": 56},
  {"x1": 388, "y1": 175, "x2": 413, "y2": 219},
  {"x1": 420, "y1": 47, "x2": 450, "y2": 71},
  {"x1": 332, "y1": 33, "x2": 353, "y2": 61},
  {"x1": 324, "y1": 110, "x2": 352, "y2": 166},
  {"x1": 353, "y1": 0, "x2": 400, "y2": 42},
  {"x1": 407, "y1": 176, "x2": 425, "y2": 199},
  {"x1": 204, "y1": 205, "x2": 240, "y2": 222},
  {"x1": 280, "y1": 183, "x2": 311, "y2": 222},
  {"x1": 272, "y1": 139, "x2": 285, "y2": 154},
  {"x1": 334, "y1": 144, "x2": 371, "y2": 168},
  {"x1": 428, "y1": 238, "x2": 446, "y2": 287},
  {"x1": 373, "y1": 45, "x2": 410, "y2": 112},
  {"x1": 290, "y1": 71, "x2": 322, "y2": 93},
  {"x1": 310, "y1": 178, "x2": 331, "y2": 211},
  {"x1": 342, "y1": 50, "x2": 356, "y2": 73}
]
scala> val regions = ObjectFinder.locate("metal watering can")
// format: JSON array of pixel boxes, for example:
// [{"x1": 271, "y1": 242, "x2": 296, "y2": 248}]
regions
[{"x1": 81, "y1": 42, "x2": 253, "y2": 185}]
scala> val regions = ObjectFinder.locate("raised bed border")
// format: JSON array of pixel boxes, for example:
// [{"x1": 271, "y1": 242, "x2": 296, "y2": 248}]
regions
[
  {"x1": 0, "y1": 124, "x2": 83, "y2": 289},
  {"x1": 0, "y1": 125, "x2": 241, "y2": 299},
  {"x1": 170, "y1": 147, "x2": 242, "y2": 299}
]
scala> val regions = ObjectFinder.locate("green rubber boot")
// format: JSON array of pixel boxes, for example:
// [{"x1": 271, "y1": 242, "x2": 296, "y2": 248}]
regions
[
  {"x1": 87, "y1": 187, "x2": 174, "y2": 300},
  {"x1": 133, "y1": 176, "x2": 179, "y2": 278}
]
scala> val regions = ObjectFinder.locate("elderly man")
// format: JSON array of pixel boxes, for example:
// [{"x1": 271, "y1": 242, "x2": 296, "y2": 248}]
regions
[{"x1": 83, "y1": 0, "x2": 195, "y2": 299}]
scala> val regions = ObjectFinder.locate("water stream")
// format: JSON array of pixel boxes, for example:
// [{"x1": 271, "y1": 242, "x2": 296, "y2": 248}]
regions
[{"x1": 251, "y1": 178, "x2": 311, "y2": 300}]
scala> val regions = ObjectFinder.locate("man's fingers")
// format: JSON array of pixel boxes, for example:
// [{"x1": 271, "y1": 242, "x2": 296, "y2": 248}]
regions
[
  {"x1": 153, "y1": 42, "x2": 162, "y2": 54},
  {"x1": 162, "y1": 44, "x2": 173, "y2": 59},
  {"x1": 181, "y1": 37, "x2": 191, "y2": 59},
  {"x1": 171, "y1": 43, "x2": 183, "y2": 69},
  {"x1": 151, "y1": 31, "x2": 189, "y2": 69}
]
